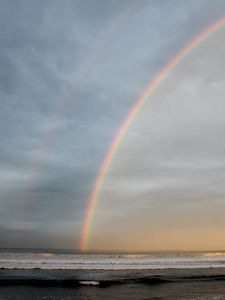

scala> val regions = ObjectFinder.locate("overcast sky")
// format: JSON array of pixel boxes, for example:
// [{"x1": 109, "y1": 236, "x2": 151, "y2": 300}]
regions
[{"x1": 1, "y1": 0, "x2": 225, "y2": 251}]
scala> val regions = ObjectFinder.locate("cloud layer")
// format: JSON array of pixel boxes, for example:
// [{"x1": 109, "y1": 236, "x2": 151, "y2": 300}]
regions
[
  {"x1": 92, "y1": 24, "x2": 225, "y2": 251},
  {"x1": 0, "y1": 0, "x2": 225, "y2": 250}
]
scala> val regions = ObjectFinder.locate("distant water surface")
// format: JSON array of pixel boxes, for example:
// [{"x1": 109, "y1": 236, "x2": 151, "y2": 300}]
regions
[{"x1": 0, "y1": 249, "x2": 225, "y2": 270}]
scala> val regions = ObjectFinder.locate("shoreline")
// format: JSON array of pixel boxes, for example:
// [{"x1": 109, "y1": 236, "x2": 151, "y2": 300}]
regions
[
  {"x1": 1, "y1": 268, "x2": 225, "y2": 299},
  {"x1": 1, "y1": 267, "x2": 225, "y2": 287}
]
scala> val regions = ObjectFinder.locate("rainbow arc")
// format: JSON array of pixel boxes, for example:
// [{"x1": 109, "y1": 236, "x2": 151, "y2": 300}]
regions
[{"x1": 80, "y1": 14, "x2": 225, "y2": 251}]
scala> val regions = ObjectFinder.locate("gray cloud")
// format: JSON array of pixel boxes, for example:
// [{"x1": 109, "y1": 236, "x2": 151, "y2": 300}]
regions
[
  {"x1": 92, "y1": 21, "x2": 225, "y2": 251},
  {"x1": 0, "y1": 0, "x2": 225, "y2": 250}
]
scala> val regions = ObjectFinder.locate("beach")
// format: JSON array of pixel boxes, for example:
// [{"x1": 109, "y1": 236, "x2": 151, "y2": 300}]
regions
[
  {"x1": 1, "y1": 268, "x2": 225, "y2": 299},
  {"x1": 1, "y1": 250, "x2": 225, "y2": 299}
]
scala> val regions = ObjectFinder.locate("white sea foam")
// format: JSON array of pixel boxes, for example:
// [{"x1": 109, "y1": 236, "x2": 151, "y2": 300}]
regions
[
  {"x1": 79, "y1": 281, "x2": 100, "y2": 285},
  {"x1": 0, "y1": 251, "x2": 225, "y2": 270}
]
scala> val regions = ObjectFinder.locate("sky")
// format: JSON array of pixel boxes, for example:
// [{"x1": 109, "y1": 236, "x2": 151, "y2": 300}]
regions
[{"x1": 1, "y1": 0, "x2": 225, "y2": 251}]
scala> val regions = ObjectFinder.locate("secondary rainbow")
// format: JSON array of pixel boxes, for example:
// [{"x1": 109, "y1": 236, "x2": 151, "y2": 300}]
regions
[{"x1": 80, "y1": 14, "x2": 225, "y2": 251}]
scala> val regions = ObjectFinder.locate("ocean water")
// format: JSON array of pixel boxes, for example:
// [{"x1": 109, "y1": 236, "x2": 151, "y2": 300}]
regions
[
  {"x1": 0, "y1": 249, "x2": 225, "y2": 270},
  {"x1": 1, "y1": 249, "x2": 225, "y2": 299}
]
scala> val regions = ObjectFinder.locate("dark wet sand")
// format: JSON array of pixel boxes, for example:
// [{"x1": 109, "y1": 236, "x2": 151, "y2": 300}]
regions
[{"x1": 1, "y1": 268, "x2": 225, "y2": 299}]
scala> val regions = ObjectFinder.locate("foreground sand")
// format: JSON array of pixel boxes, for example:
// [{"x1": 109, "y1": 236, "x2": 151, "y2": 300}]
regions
[{"x1": 1, "y1": 268, "x2": 225, "y2": 299}]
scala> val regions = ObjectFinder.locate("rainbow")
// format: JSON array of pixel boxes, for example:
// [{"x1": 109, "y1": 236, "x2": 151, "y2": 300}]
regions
[{"x1": 80, "y1": 14, "x2": 225, "y2": 251}]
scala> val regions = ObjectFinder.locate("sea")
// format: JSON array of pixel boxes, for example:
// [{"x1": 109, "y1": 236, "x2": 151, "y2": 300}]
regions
[{"x1": 1, "y1": 249, "x2": 225, "y2": 299}]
